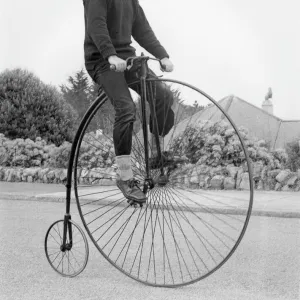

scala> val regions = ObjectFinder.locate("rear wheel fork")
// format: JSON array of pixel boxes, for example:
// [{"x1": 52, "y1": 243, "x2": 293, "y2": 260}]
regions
[{"x1": 61, "y1": 214, "x2": 72, "y2": 251}]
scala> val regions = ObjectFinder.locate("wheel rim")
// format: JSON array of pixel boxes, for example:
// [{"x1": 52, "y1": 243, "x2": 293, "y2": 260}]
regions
[
  {"x1": 45, "y1": 220, "x2": 89, "y2": 277},
  {"x1": 73, "y1": 78, "x2": 253, "y2": 287}
]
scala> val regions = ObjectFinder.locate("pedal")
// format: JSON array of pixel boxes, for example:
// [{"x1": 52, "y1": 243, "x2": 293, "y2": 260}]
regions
[{"x1": 127, "y1": 199, "x2": 144, "y2": 208}]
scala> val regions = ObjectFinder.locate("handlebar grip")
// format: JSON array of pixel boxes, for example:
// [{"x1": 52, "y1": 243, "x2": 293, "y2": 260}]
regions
[
  {"x1": 110, "y1": 65, "x2": 116, "y2": 71},
  {"x1": 160, "y1": 63, "x2": 167, "y2": 71}
]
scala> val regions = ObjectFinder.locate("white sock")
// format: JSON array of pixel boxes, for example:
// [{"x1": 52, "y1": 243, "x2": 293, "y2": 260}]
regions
[{"x1": 115, "y1": 155, "x2": 133, "y2": 181}]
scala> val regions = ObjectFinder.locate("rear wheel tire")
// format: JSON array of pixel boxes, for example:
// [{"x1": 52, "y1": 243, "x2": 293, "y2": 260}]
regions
[{"x1": 45, "y1": 219, "x2": 89, "y2": 277}]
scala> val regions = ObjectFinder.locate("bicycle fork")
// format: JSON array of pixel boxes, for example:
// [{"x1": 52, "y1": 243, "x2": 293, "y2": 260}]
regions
[
  {"x1": 139, "y1": 56, "x2": 165, "y2": 193},
  {"x1": 61, "y1": 214, "x2": 73, "y2": 251}
]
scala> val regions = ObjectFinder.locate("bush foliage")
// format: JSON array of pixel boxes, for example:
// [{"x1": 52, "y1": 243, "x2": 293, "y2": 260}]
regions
[
  {"x1": 0, "y1": 68, "x2": 78, "y2": 146},
  {"x1": 285, "y1": 139, "x2": 300, "y2": 171},
  {"x1": 0, "y1": 133, "x2": 114, "y2": 169},
  {"x1": 0, "y1": 119, "x2": 296, "y2": 173},
  {"x1": 170, "y1": 120, "x2": 288, "y2": 169}
]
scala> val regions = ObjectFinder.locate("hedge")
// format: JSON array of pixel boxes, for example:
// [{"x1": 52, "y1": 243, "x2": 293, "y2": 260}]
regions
[
  {"x1": 169, "y1": 120, "x2": 288, "y2": 170},
  {"x1": 0, "y1": 132, "x2": 114, "y2": 169},
  {"x1": 0, "y1": 68, "x2": 78, "y2": 146}
]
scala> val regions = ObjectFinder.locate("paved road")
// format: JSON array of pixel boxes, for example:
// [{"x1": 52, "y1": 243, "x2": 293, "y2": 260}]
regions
[{"x1": 0, "y1": 199, "x2": 299, "y2": 300}]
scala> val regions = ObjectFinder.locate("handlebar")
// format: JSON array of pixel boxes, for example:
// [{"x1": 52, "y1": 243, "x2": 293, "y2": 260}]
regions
[{"x1": 109, "y1": 55, "x2": 166, "y2": 71}]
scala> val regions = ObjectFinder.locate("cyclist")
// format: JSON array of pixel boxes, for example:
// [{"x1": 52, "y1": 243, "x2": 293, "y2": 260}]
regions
[{"x1": 83, "y1": 0, "x2": 175, "y2": 204}]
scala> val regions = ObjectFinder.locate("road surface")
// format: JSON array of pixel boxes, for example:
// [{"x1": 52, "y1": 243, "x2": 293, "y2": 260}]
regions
[{"x1": 0, "y1": 199, "x2": 299, "y2": 300}]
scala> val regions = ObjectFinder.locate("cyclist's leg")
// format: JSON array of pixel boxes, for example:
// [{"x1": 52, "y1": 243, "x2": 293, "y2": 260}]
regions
[
  {"x1": 87, "y1": 63, "x2": 146, "y2": 202},
  {"x1": 125, "y1": 67, "x2": 174, "y2": 137},
  {"x1": 92, "y1": 66, "x2": 135, "y2": 157},
  {"x1": 125, "y1": 67, "x2": 174, "y2": 159},
  {"x1": 145, "y1": 71, "x2": 189, "y2": 168},
  {"x1": 147, "y1": 70, "x2": 175, "y2": 137}
]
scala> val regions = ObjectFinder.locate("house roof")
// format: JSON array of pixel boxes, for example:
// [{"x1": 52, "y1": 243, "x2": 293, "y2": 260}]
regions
[
  {"x1": 167, "y1": 95, "x2": 300, "y2": 149},
  {"x1": 221, "y1": 95, "x2": 300, "y2": 149}
]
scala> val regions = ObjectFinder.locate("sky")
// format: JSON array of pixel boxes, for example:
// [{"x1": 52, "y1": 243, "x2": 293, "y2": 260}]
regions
[{"x1": 1, "y1": 0, "x2": 300, "y2": 120}]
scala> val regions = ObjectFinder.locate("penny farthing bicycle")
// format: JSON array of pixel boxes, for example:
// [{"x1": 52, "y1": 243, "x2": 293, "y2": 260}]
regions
[{"x1": 44, "y1": 54, "x2": 253, "y2": 287}]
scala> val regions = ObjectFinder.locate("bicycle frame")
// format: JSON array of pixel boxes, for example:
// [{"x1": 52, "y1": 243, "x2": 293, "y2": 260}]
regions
[
  {"x1": 62, "y1": 91, "x2": 107, "y2": 248},
  {"x1": 139, "y1": 56, "x2": 165, "y2": 191},
  {"x1": 62, "y1": 54, "x2": 168, "y2": 246}
]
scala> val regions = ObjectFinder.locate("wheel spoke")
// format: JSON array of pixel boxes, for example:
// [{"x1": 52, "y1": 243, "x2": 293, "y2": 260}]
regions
[
  {"x1": 87, "y1": 197, "x2": 126, "y2": 227},
  {"x1": 71, "y1": 78, "x2": 253, "y2": 287},
  {"x1": 45, "y1": 220, "x2": 88, "y2": 277},
  {"x1": 95, "y1": 204, "x2": 132, "y2": 241},
  {"x1": 49, "y1": 232, "x2": 61, "y2": 247}
]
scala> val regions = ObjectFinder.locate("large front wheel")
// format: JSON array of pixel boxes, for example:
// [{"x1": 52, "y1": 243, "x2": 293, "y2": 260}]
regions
[{"x1": 72, "y1": 78, "x2": 253, "y2": 287}]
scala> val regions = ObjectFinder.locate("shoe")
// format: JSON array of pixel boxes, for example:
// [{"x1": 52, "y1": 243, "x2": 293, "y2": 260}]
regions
[
  {"x1": 149, "y1": 151, "x2": 188, "y2": 169},
  {"x1": 116, "y1": 178, "x2": 147, "y2": 204}
]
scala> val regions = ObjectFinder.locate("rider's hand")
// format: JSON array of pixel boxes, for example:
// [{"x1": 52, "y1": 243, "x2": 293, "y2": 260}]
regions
[
  {"x1": 160, "y1": 57, "x2": 174, "y2": 72},
  {"x1": 108, "y1": 55, "x2": 127, "y2": 72}
]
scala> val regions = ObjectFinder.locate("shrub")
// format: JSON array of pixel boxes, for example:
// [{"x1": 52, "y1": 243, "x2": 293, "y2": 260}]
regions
[
  {"x1": 0, "y1": 133, "x2": 48, "y2": 167},
  {"x1": 0, "y1": 132, "x2": 115, "y2": 169},
  {"x1": 47, "y1": 141, "x2": 72, "y2": 169},
  {"x1": 0, "y1": 68, "x2": 78, "y2": 146},
  {"x1": 285, "y1": 139, "x2": 300, "y2": 171},
  {"x1": 78, "y1": 132, "x2": 115, "y2": 169},
  {"x1": 169, "y1": 121, "x2": 288, "y2": 169}
]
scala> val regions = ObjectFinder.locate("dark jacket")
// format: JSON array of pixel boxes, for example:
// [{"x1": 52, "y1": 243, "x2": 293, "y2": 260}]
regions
[{"x1": 83, "y1": 0, "x2": 169, "y2": 69}]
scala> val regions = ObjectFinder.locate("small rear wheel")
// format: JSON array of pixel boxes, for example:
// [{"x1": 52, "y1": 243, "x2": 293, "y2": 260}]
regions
[{"x1": 45, "y1": 219, "x2": 89, "y2": 277}]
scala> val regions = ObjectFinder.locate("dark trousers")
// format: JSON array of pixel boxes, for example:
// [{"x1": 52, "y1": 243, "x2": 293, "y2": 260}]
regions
[{"x1": 86, "y1": 62, "x2": 174, "y2": 156}]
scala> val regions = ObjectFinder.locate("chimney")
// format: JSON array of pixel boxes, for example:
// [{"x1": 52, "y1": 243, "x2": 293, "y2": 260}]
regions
[
  {"x1": 262, "y1": 99, "x2": 273, "y2": 114},
  {"x1": 262, "y1": 87, "x2": 273, "y2": 115}
]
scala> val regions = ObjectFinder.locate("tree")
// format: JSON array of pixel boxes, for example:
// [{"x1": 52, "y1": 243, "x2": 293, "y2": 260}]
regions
[
  {"x1": 61, "y1": 72, "x2": 116, "y2": 135},
  {"x1": 60, "y1": 70, "x2": 91, "y2": 123},
  {"x1": 170, "y1": 87, "x2": 205, "y2": 122},
  {"x1": 0, "y1": 68, "x2": 77, "y2": 146}
]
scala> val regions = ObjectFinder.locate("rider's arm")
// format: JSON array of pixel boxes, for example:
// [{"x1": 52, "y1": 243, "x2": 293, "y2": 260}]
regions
[
  {"x1": 84, "y1": 0, "x2": 117, "y2": 60},
  {"x1": 132, "y1": 3, "x2": 169, "y2": 60}
]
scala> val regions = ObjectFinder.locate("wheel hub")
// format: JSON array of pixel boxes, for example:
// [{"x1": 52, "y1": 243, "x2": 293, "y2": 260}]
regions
[
  {"x1": 143, "y1": 175, "x2": 169, "y2": 191},
  {"x1": 143, "y1": 178, "x2": 155, "y2": 193},
  {"x1": 60, "y1": 243, "x2": 72, "y2": 252},
  {"x1": 156, "y1": 174, "x2": 169, "y2": 186}
]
